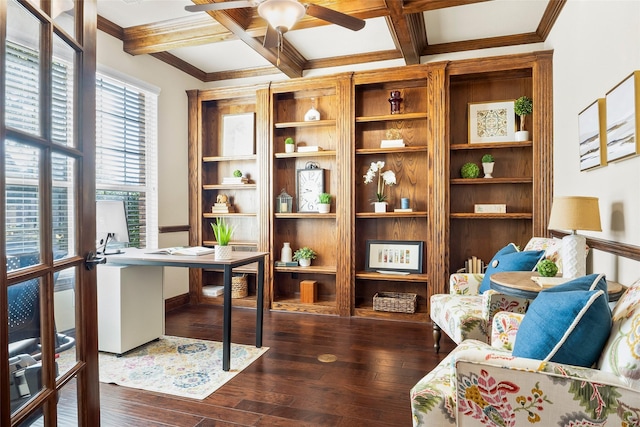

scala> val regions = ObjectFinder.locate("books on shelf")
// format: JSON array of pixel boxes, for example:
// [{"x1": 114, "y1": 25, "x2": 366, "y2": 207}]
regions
[
  {"x1": 464, "y1": 256, "x2": 485, "y2": 274},
  {"x1": 380, "y1": 139, "x2": 405, "y2": 148},
  {"x1": 212, "y1": 203, "x2": 235, "y2": 213},
  {"x1": 275, "y1": 261, "x2": 299, "y2": 267},
  {"x1": 222, "y1": 177, "x2": 248, "y2": 185},
  {"x1": 474, "y1": 204, "x2": 507, "y2": 213},
  {"x1": 202, "y1": 285, "x2": 224, "y2": 297},
  {"x1": 296, "y1": 145, "x2": 323, "y2": 153},
  {"x1": 394, "y1": 208, "x2": 413, "y2": 213},
  {"x1": 148, "y1": 246, "x2": 215, "y2": 256}
]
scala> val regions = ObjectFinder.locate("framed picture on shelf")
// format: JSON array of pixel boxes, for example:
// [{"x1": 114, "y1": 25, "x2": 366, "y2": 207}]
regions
[
  {"x1": 365, "y1": 240, "x2": 424, "y2": 274},
  {"x1": 468, "y1": 100, "x2": 516, "y2": 144},
  {"x1": 296, "y1": 164, "x2": 324, "y2": 212},
  {"x1": 222, "y1": 112, "x2": 255, "y2": 156},
  {"x1": 578, "y1": 98, "x2": 607, "y2": 171},
  {"x1": 605, "y1": 71, "x2": 640, "y2": 162}
]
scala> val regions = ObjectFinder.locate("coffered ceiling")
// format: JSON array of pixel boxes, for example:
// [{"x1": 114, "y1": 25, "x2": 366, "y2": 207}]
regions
[{"x1": 96, "y1": 0, "x2": 565, "y2": 82}]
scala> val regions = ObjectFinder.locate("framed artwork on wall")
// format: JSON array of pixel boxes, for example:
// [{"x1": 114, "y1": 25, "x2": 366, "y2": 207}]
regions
[
  {"x1": 468, "y1": 100, "x2": 516, "y2": 144},
  {"x1": 605, "y1": 71, "x2": 640, "y2": 162},
  {"x1": 296, "y1": 163, "x2": 324, "y2": 213},
  {"x1": 365, "y1": 240, "x2": 424, "y2": 274},
  {"x1": 578, "y1": 98, "x2": 607, "y2": 171},
  {"x1": 222, "y1": 112, "x2": 255, "y2": 156}
]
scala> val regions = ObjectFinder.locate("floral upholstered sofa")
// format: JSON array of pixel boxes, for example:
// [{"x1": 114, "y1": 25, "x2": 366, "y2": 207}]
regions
[
  {"x1": 411, "y1": 274, "x2": 640, "y2": 426},
  {"x1": 430, "y1": 237, "x2": 561, "y2": 352}
]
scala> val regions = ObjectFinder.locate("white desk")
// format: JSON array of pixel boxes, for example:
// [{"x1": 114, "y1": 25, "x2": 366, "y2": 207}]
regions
[{"x1": 104, "y1": 248, "x2": 269, "y2": 371}]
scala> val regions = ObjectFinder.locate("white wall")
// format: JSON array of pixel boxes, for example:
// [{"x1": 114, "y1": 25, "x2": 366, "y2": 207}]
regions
[
  {"x1": 545, "y1": 0, "x2": 640, "y2": 284},
  {"x1": 97, "y1": 32, "x2": 206, "y2": 298}
]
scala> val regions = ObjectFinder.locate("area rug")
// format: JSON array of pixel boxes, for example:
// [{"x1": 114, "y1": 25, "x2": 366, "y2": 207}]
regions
[{"x1": 58, "y1": 335, "x2": 268, "y2": 400}]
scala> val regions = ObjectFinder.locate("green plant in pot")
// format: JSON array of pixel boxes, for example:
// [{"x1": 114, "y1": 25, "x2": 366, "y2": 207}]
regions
[
  {"x1": 514, "y1": 96, "x2": 533, "y2": 141},
  {"x1": 317, "y1": 192, "x2": 331, "y2": 214},
  {"x1": 211, "y1": 217, "x2": 234, "y2": 259},
  {"x1": 481, "y1": 154, "x2": 495, "y2": 178},
  {"x1": 284, "y1": 137, "x2": 295, "y2": 153},
  {"x1": 293, "y1": 246, "x2": 317, "y2": 267}
]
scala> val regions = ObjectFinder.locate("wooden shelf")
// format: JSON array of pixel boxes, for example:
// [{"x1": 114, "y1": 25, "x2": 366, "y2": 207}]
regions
[
  {"x1": 356, "y1": 271, "x2": 428, "y2": 282},
  {"x1": 202, "y1": 184, "x2": 257, "y2": 190},
  {"x1": 275, "y1": 119, "x2": 336, "y2": 129},
  {"x1": 271, "y1": 299, "x2": 337, "y2": 315},
  {"x1": 274, "y1": 265, "x2": 337, "y2": 274},
  {"x1": 355, "y1": 146, "x2": 428, "y2": 155},
  {"x1": 450, "y1": 141, "x2": 532, "y2": 150},
  {"x1": 274, "y1": 150, "x2": 336, "y2": 159},
  {"x1": 203, "y1": 213, "x2": 256, "y2": 218},
  {"x1": 275, "y1": 213, "x2": 336, "y2": 219},
  {"x1": 450, "y1": 213, "x2": 533, "y2": 219},
  {"x1": 356, "y1": 211, "x2": 427, "y2": 218},
  {"x1": 202, "y1": 240, "x2": 257, "y2": 247},
  {"x1": 355, "y1": 112, "x2": 427, "y2": 122},
  {"x1": 353, "y1": 307, "x2": 428, "y2": 322},
  {"x1": 450, "y1": 178, "x2": 532, "y2": 185},
  {"x1": 202, "y1": 155, "x2": 257, "y2": 163}
]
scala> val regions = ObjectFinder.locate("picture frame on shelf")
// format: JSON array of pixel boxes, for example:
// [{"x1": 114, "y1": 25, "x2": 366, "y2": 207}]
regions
[
  {"x1": 578, "y1": 98, "x2": 607, "y2": 171},
  {"x1": 365, "y1": 240, "x2": 424, "y2": 274},
  {"x1": 296, "y1": 164, "x2": 324, "y2": 213},
  {"x1": 605, "y1": 71, "x2": 640, "y2": 163},
  {"x1": 222, "y1": 112, "x2": 255, "y2": 156},
  {"x1": 468, "y1": 100, "x2": 516, "y2": 144}
]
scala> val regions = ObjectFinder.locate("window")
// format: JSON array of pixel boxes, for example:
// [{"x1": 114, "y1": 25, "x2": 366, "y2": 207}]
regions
[
  {"x1": 5, "y1": 40, "x2": 158, "y2": 254},
  {"x1": 95, "y1": 70, "x2": 158, "y2": 249}
]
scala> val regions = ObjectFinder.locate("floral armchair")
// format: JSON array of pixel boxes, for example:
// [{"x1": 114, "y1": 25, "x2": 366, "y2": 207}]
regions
[
  {"x1": 412, "y1": 276, "x2": 640, "y2": 426},
  {"x1": 430, "y1": 237, "x2": 561, "y2": 352}
]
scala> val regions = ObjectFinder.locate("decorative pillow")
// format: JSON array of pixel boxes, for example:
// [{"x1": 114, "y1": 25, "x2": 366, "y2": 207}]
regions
[
  {"x1": 479, "y1": 243, "x2": 545, "y2": 293},
  {"x1": 523, "y1": 237, "x2": 564, "y2": 273},
  {"x1": 598, "y1": 278, "x2": 640, "y2": 387},
  {"x1": 512, "y1": 274, "x2": 612, "y2": 367}
]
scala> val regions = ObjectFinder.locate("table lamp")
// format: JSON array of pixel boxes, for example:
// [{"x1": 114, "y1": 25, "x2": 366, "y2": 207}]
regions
[{"x1": 547, "y1": 196, "x2": 602, "y2": 278}]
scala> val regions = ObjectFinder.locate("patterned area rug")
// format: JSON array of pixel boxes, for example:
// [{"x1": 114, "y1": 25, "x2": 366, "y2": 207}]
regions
[{"x1": 60, "y1": 336, "x2": 268, "y2": 400}]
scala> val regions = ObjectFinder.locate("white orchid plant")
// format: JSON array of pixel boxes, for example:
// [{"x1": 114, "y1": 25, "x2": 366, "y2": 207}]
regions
[{"x1": 363, "y1": 161, "x2": 396, "y2": 202}]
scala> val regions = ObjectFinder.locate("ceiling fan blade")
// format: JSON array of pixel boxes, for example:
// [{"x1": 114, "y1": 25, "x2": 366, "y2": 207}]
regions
[
  {"x1": 185, "y1": 1, "x2": 258, "y2": 13},
  {"x1": 305, "y1": 3, "x2": 365, "y2": 31},
  {"x1": 263, "y1": 25, "x2": 279, "y2": 48}
]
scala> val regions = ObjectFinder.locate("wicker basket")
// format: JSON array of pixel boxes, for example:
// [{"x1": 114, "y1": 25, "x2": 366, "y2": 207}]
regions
[
  {"x1": 373, "y1": 292, "x2": 417, "y2": 313},
  {"x1": 231, "y1": 274, "x2": 248, "y2": 298}
]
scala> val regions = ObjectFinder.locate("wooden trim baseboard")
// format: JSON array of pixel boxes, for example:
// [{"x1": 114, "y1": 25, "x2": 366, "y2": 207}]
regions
[
  {"x1": 550, "y1": 230, "x2": 640, "y2": 262},
  {"x1": 165, "y1": 293, "x2": 190, "y2": 312}
]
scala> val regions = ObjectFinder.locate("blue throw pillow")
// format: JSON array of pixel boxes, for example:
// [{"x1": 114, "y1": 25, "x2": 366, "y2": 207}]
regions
[
  {"x1": 512, "y1": 274, "x2": 612, "y2": 367},
  {"x1": 479, "y1": 243, "x2": 545, "y2": 293}
]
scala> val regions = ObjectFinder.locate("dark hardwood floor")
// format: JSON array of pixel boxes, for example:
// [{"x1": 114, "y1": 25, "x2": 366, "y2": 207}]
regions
[{"x1": 95, "y1": 304, "x2": 455, "y2": 426}]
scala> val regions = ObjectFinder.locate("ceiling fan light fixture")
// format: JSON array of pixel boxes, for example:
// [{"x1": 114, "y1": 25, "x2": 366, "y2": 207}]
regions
[{"x1": 258, "y1": 0, "x2": 305, "y2": 33}]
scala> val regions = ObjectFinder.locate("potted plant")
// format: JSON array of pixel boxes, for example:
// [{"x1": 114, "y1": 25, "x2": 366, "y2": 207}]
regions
[
  {"x1": 211, "y1": 217, "x2": 234, "y2": 259},
  {"x1": 317, "y1": 192, "x2": 331, "y2": 214},
  {"x1": 460, "y1": 162, "x2": 480, "y2": 179},
  {"x1": 514, "y1": 96, "x2": 533, "y2": 141},
  {"x1": 363, "y1": 161, "x2": 396, "y2": 212},
  {"x1": 233, "y1": 169, "x2": 242, "y2": 177},
  {"x1": 293, "y1": 246, "x2": 317, "y2": 267},
  {"x1": 284, "y1": 137, "x2": 295, "y2": 153},
  {"x1": 481, "y1": 154, "x2": 495, "y2": 178}
]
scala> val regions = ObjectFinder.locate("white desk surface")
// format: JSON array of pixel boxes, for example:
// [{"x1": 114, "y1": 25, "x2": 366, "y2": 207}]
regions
[{"x1": 105, "y1": 247, "x2": 269, "y2": 268}]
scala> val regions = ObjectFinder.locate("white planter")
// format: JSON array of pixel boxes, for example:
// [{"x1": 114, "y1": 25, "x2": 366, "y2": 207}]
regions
[
  {"x1": 285, "y1": 144, "x2": 295, "y2": 153},
  {"x1": 374, "y1": 202, "x2": 387, "y2": 213},
  {"x1": 482, "y1": 162, "x2": 495, "y2": 178},
  {"x1": 215, "y1": 245, "x2": 232, "y2": 260},
  {"x1": 318, "y1": 203, "x2": 330, "y2": 214},
  {"x1": 298, "y1": 258, "x2": 311, "y2": 267},
  {"x1": 515, "y1": 130, "x2": 529, "y2": 141}
]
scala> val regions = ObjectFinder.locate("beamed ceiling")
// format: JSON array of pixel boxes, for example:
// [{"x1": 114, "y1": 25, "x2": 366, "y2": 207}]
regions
[{"x1": 96, "y1": 0, "x2": 565, "y2": 82}]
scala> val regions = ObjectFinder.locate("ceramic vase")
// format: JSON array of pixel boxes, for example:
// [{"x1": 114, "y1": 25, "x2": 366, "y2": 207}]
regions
[
  {"x1": 482, "y1": 162, "x2": 495, "y2": 178},
  {"x1": 298, "y1": 258, "x2": 311, "y2": 267},
  {"x1": 374, "y1": 202, "x2": 387, "y2": 213},
  {"x1": 318, "y1": 203, "x2": 330, "y2": 214},
  {"x1": 281, "y1": 242, "x2": 292, "y2": 262},
  {"x1": 285, "y1": 144, "x2": 295, "y2": 153},
  {"x1": 515, "y1": 130, "x2": 529, "y2": 141},
  {"x1": 215, "y1": 245, "x2": 232, "y2": 260}
]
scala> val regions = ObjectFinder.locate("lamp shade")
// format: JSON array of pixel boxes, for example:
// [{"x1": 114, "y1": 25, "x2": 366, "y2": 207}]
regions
[
  {"x1": 547, "y1": 196, "x2": 602, "y2": 232},
  {"x1": 258, "y1": 0, "x2": 305, "y2": 33}
]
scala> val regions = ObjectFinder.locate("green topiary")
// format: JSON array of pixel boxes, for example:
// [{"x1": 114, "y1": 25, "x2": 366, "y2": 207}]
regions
[
  {"x1": 537, "y1": 259, "x2": 558, "y2": 277},
  {"x1": 233, "y1": 169, "x2": 242, "y2": 177},
  {"x1": 460, "y1": 162, "x2": 480, "y2": 179},
  {"x1": 481, "y1": 154, "x2": 494, "y2": 163}
]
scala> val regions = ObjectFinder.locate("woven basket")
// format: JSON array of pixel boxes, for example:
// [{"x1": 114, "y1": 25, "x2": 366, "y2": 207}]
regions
[
  {"x1": 373, "y1": 292, "x2": 417, "y2": 313},
  {"x1": 231, "y1": 274, "x2": 248, "y2": 298}
]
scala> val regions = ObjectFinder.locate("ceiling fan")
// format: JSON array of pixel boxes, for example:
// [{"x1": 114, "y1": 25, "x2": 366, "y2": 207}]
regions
[{"x1": 185, "y1": 0, "x2": 366, "y2": 50}]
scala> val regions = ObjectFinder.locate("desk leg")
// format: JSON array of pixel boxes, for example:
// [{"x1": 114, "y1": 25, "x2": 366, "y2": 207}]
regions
[
  {"x1": 256, "y1": 257, "x2": 264, "y2": 348},
  {"x1": 223, "y1": 264, "x2": 232, "y2": 372}
]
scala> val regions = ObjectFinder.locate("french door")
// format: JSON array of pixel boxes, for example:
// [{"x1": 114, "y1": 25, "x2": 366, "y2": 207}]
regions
[{"x1": 1, "y1": 1, "x2": 100, "y2": 426}]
